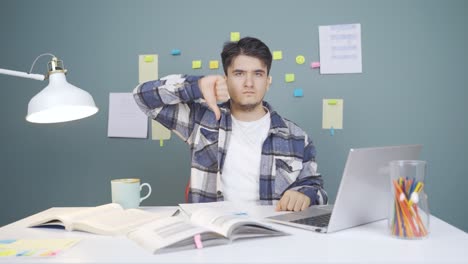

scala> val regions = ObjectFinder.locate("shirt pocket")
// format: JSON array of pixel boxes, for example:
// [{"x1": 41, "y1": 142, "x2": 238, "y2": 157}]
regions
[
  {"x1": 193, "y1": 127, "x2": 219, "y2": 171},
  {"x1": 274, "y1": 158, "x2": 303, "y2": 195}
]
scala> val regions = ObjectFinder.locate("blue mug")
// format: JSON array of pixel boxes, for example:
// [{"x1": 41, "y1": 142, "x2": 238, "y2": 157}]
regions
[{"x1": 111, "y1": 178, "x2": 152, "y2": 209}]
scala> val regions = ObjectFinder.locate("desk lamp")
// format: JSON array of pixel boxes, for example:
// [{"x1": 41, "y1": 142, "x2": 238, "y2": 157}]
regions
[{"x1": 0, "y1": 53, "x2": 98, "y2": 123}]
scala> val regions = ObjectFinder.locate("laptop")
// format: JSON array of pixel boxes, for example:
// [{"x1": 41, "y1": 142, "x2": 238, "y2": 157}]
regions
[{"x1": 266, "y1": 145, "x2": 422, "y2": 233}]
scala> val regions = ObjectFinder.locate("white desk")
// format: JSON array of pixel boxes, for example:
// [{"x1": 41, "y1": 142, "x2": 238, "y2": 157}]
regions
[{"x1": 0, "y1": 206, "x2": 467, "y2": 263}]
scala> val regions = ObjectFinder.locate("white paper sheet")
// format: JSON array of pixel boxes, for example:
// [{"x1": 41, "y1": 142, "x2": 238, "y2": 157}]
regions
[
  {"x1": 319, "y1": 23, "x2": 362, "y2": 74},
  {"x1": 107, "y1": 93, "x2": 148, "y2": 138}
]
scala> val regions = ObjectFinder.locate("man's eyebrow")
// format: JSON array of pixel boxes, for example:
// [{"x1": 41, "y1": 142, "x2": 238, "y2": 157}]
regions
[{"x1": 231, "y1": 69, "x2": 266, "y2": 73}]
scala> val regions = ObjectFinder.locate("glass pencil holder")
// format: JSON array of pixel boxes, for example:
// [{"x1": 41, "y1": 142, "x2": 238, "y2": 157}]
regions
[{"x1": 388, "y1": 160, "x2": 429, "y2": 239}]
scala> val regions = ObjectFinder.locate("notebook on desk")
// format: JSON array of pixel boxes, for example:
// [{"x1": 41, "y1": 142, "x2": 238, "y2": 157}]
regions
[{"x1": 266, "y1": 145, "x2": 422, "y2": 233}]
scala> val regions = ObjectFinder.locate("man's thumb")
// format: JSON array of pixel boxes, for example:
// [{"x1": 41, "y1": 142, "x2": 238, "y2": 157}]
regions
[{"x1": 207, "y1": 101, "x2": 221, "y2": 121}]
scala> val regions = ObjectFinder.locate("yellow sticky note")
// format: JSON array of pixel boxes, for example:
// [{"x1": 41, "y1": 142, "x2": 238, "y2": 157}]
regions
[
  {"x1": 322, "y1": 99, "x2": 343, "y2": 129},
  {"x1": 192, "y1": 60, "x2": 202, "y2": 69},
  {"x1": 144, "y1": 55, "x2": 154, "y2": 62},
  {"x1": 230, "y1": 32, "x2": 240, "y2": 42},
  {"x1": 285, "y1": 73, "x2": 295, "y2": 83},
  {"x1": 209, "y1": 60, "x2": 219, "y2": 69},
  {"x1": 0, "y1": 249, "x2": 16, "y2": 256},
  {"x1": 296, "y1": 55, "x2": 305, "y2": 64},
  {"x1": 152, "y1": 120, "x2": 171, "y2": 144},
  {"x1": 139, "y1": 54, "x2": 158, "y2": 83},
  {"x1": 273, "y1": 51, "x2": 282, "y2": 60}
]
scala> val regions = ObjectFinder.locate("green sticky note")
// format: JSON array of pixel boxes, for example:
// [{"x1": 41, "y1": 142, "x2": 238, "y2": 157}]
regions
[
  {"x1": 328, "y1": 99, "x2": 338, "y2": 105},
  {"x1": 192, "y1": 60, "x2": 202, "y2": 69},
  {"x1": 144, "y1": 55, "x2": 154, "y2": 62},
  {"x1": 230, "y1": 32, "x2": 240, "y2": 42},
  {"x1": 273, "y1": 51, "x2": 283, "y2": 60},
  {"x1": 285, "y1": 73, "x2": 295, "y2": 83}
]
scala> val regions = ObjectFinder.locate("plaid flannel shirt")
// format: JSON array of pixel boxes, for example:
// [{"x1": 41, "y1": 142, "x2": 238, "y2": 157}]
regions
[{"x1": 133, "y1": 74, "x2": 328, "y2": 205}]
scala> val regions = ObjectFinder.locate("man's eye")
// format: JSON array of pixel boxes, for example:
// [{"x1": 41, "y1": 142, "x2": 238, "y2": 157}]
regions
[
  {"x1": 256, "y1": 72, "x2": 264, "y2": 77},
  {"x1": 234, "y1": 72, "x2": 243, "y2": 76}
]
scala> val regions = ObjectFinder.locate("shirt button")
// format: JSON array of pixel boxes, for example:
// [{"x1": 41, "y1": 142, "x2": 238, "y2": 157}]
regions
[{"x1": 217, "y1": 191, "x2": 222, "y2": 195}]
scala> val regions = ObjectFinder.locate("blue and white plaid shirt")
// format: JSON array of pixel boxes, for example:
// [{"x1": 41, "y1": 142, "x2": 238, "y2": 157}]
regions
[{"x1": 133, "y1": 74, "x2": 328, "y2": 206}]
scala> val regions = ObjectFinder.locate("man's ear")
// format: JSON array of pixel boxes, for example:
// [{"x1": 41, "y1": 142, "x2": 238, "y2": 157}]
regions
[{"x1": 267, "y1": 76, "x2": 272, "y2": 90}]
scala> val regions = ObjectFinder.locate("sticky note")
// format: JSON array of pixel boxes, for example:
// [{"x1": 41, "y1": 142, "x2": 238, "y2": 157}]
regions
[
  {"x1": 139, "y1": 54, "x2": 158, "y2": 83},
  {"x1": 285, "y1": 73, "x2": 295, "y2": 83},
  {"x1": 273, "y1": 51, "x2": 283, "y2": 60},
  {"x1": 152, "y1": 120, "x2": 171, "y2": 145},
  {"x1": 144, "y1": 55, "x2": 154, "y2": 62},
  {"x1": 194, "y1": 234, "x2": 203, "y2": 249},
  {"x1": 322, "y1": 99, "x2": 343, "y2": 129},
  {"x1": 192, "y1": 60, "x2": 202, "y2": 69},
  {"x1": 0, "y1": 249, "x2": 17, "y2": 256},
  {"x1": 209, "y1": 60, "x2": 219, "y2": 69},
  {"x1": 230, "y1": 32, "x2": 240, "y2": 42},
  {"x1": 293, "y1": 89, "x2": 303, "y2": 97},
  {"x1": 311, "y1": 61, "x2": 320, "y2": 68},
  {"x1": 296, "y1": 55, "x2": 305, "y2": 65},
  {"x1": 171, "y1": 49, "x2": 181, "y2": 56}
]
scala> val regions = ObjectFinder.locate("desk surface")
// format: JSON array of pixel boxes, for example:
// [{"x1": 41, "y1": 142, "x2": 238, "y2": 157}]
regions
[{"x1": 0, "y1": 205, "x2": 467, "y2": 263}]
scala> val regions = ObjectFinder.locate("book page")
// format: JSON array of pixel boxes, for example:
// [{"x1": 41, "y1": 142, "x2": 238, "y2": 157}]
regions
[
  {"x1": 190, "y1": 207, "x2": 263, "y2": 237},
  {"x1": 75, "y1": 208, "x2": 165, "y2": 235},
  {"x1": 127, "y1": 216, "x2": 226, "y2": 254},
  {"x1": 27, "y1": 205, "x2": 120, "y2": 230}
]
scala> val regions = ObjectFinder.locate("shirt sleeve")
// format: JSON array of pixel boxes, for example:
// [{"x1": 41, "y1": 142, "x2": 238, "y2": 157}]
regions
[
  {"x1": 132, "y1": 74, "x2": 207, "y2": 143},
  {"x1": 285, "y1": 138, "x2": 328, "y2": 205}
]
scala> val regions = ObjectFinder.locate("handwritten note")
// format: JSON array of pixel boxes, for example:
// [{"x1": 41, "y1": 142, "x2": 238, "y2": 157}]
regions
[{"x1": 319, "y1": 23, "x2": 362, "y2": 74}]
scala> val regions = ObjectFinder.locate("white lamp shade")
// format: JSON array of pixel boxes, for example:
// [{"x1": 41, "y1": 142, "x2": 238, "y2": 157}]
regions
[{"x1": 26, "y1": 72, "x2": 99, "y2": 123}]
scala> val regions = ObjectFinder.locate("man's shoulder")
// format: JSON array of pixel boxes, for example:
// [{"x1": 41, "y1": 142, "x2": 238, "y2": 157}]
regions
[{"x1": 280, "y1": 117, "x2": 308, "y2": 136}]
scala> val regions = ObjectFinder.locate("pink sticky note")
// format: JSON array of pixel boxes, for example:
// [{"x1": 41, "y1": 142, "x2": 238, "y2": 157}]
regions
[
  {"x1": 311, "y1": 62, "x2": 320, "y2": 68},
  {"x1": 194, "y1": 234, "x2": 203, "y2": 249}
]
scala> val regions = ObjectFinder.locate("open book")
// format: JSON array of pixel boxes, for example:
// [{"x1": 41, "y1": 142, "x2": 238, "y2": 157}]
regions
[
  {"x1": 127, "y1": 205, "x2": 288, "y2": 254},
  {"x1": 28, "y1": 203, "x2": 171, "y2": 236}
]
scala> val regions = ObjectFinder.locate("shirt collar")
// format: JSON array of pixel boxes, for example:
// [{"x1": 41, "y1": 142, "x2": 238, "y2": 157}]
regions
[{"x1": 220, "y1": 101, "x2": 289, "y2": 135}]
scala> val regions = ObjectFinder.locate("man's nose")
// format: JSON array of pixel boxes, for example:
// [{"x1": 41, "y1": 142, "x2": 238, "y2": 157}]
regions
[{"x1": 244, "y1": 74, "x2": 254, "y2": 87}]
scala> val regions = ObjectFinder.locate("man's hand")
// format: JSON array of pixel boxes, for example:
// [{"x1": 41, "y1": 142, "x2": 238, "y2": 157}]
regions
[
  {"x1": 276, "y1": 190, "x2": 311, "y2": 212},
  {"x1": 198, "y1": 75, "x2": 230, "y2": 120}
]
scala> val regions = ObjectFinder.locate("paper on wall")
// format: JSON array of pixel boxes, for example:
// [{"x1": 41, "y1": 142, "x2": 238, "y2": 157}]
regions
[
  {"x1": 107, "y1": 93, "x2": 148, "y2": 138},
  {"x1": 319, "y1": 23, "x2": 362, "y2": 74},
  {"x1": 322, "y1": 99, "x2": 343, "y2": 129}
]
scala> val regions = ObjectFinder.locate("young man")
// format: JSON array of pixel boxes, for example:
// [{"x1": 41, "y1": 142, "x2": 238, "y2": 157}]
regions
[{"x1": 133, "y1": 37, "x2": 327, "y2": 211}]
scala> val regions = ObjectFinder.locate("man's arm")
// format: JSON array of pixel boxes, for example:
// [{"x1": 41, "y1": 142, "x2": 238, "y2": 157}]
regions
[
  {"x1": 133, "y1": 74, "x2": 229, "y2": 143},
  {"x1": 276, "y1": 138, "x2": 328, "y2": 212}
]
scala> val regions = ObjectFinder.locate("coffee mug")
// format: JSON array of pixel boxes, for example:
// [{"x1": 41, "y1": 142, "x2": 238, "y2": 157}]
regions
[{"x1": 111, "y1": 178, "x2": 152, "y2": 209}]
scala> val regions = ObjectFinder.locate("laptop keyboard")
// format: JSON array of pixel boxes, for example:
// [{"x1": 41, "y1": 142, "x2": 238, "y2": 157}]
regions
[{"x1": 291, "y1": 213, "x2": 332, "y2": 227}]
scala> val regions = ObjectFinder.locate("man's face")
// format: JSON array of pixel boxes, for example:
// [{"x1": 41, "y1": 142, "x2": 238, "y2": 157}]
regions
[{"x1": 225, "y1": 55, "x2": 271, "y2": 111}]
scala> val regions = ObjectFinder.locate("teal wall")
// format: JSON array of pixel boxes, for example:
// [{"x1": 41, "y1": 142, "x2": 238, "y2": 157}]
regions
[{"x1": 1, "y1": 0, "x2": 467, "y2": 232}]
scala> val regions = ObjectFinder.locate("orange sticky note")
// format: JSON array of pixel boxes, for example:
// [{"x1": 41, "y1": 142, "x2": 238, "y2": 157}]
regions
[{"x1": 209, "y1": 60, "x2": 219, "y2": 69}]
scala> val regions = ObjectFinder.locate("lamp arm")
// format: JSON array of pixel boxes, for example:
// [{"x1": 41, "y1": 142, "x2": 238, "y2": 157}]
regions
[
  {"x1": 0, "y1": 53, "x2": 57, "y2": 82},
  {"x1": 0, "y1": 68, "x2": 45, "y2": 81}
]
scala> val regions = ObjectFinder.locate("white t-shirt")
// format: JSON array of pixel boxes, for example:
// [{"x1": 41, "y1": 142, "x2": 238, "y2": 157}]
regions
[{"x1": 221, "y1": 111, "x2": 271, "y2": 202}]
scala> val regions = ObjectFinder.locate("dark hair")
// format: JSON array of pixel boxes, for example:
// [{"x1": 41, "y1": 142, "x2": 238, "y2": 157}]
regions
[{"x1": 221, "y1": 37, "x2": 272, "y2": 75}]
